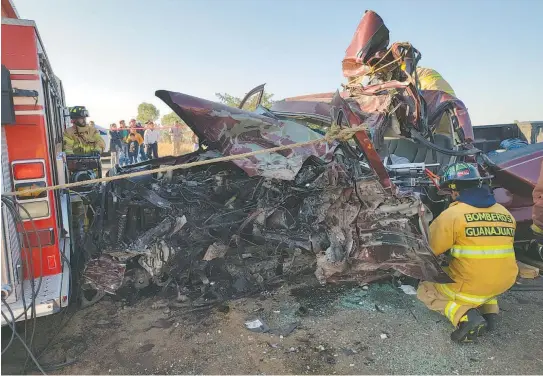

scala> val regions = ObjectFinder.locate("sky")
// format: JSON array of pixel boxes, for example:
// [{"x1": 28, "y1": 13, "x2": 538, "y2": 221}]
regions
[{"x1": 14, "y1": 0, "x2": 543, "y2": 127}]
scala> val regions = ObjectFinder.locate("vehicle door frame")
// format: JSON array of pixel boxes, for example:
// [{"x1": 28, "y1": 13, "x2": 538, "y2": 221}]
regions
[{"x1": 238, "y1": 83, "x2": 266, "y2": 110}]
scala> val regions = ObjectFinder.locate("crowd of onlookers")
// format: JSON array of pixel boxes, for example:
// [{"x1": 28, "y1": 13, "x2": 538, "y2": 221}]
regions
[{"x1": 108, "y1": 119, "x2": 198, "y2": 167}]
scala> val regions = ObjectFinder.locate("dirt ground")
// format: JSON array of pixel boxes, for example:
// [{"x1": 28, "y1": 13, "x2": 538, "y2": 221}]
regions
[{"x1": 2, "y1": 276, "x2": 542, "y2": 375}]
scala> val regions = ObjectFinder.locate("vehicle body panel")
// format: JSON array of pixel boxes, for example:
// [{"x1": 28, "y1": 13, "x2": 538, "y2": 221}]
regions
[
  {"x1": 156, "y1": 90, "x2": 337, "y2": 180},
  {"x1": 277, "y1": 90, "x2": 474, "y2": 144},
  {"x1": 154, "y1": 83, "x2": 540, "y2": 242}
]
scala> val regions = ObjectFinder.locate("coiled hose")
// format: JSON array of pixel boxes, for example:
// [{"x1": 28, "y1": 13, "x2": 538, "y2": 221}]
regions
[{"x1": 410, "y1": 129, "x2": 481, "y2": 157}]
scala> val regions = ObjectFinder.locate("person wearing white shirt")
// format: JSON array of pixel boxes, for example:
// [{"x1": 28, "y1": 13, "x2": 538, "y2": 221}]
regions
[{"x1": 144, "y1": 121, "x2": 160, "y2": 159}]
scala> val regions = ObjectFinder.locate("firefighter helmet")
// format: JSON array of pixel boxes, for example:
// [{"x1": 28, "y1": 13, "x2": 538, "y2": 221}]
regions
[
  {"x1": 69, "y1": 106, "x2": 89, "y2": 119},
  {"x1": 439, "y1": 162, "x2": 491, "y2": 192}
]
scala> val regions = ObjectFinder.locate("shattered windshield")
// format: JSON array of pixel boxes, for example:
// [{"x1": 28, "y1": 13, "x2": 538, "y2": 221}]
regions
[{"x1": 253, "y1": 104, "x2": 331, "y2": 136}]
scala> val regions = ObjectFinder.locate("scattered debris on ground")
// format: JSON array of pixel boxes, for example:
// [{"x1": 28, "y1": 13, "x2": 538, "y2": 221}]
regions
[
  {"x1": 517, "y1": 261, "x2": 539, "y2": 279},
  {"x1": 2, "y1": 279, "x2": 543, "y2": 375}
]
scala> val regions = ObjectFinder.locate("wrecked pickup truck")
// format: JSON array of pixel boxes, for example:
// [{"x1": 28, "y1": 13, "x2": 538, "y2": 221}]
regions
[{"x1": 81, "y1": 10, "x2": 542, "y2": 303}]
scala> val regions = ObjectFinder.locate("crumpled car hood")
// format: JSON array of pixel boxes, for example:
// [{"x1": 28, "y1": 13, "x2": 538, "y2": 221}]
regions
[{"x1": 156, "y1": 90, "x2": 337, "y2": 180}]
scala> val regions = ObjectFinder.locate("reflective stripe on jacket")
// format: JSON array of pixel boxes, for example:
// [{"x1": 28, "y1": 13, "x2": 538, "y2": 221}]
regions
[
  {"x1": 63, "y1": 125, "x2": 105, "y2": 155},
  {"x1": 429, "y1": 201, "x2": 518, "y2": 298}
]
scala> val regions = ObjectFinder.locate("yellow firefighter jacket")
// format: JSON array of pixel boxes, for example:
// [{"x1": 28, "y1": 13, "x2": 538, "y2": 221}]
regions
[
  {"x1": 63, "y1": 125, "x2": 105, "y2": 155},
  {"x1": 429, "y1": 201, "x2": 518, "y2": 302},
  {"x1": 417, "y1": 67, "x2": 456, "y2": 97}
]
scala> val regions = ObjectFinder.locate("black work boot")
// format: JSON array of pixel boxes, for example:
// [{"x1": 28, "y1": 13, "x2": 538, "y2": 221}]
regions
[
  {"x1": 483, "y1": 313, "x2": 499, "y2": 332},
  {"x1": 450, "y1": 309, "x2": 487, "y2": 343}
]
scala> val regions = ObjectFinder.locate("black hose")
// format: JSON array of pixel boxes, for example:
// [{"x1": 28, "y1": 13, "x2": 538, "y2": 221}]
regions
[
  {"x1": 410, "y1": 129, "x2": 481, "y2": 157},
  {"x1": 1, "y1": 298, "x2": 16, "y2": 355},
  {"x1": 1, "y1": 199, "x2": 31, "y2": 363},
  {"x1": 1, "y1": 199, "x2": 36, "y2": 328},
  {"x1": 2, "y1": 199, "x2": 40, "y2": 341},
  {"x1": 1, "y1": 197, "x2": 43, "y2": 370},
  {"x1": 477, "y1": 153, "x2": 497, "y2": 168},
  {"x1": 1, "y1": 309, "x2": 46, "y2": 375},
  {"x1": 38, "y1": 358, "x2": 78, "y2": 372},
  {"x1": 1, "y1": 197, "x2": 44, "y2": 305}
]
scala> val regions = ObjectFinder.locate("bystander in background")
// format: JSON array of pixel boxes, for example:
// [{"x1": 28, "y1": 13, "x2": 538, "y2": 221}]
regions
[
  {"x1": 170, "y1": 121, "x2": 183, "y2": 155},
  {"x1": 109, "y1": 123, "x2": 123, "y2": 166},
  {"x1": 144, "y1": 121, "x2": 160, "y2": 159},
  {"x1": 118, "y1": 119, "x2": 129, "y2": 166}
]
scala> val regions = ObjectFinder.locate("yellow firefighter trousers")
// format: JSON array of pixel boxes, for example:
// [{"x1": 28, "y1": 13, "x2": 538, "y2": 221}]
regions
[{"x1": 417, "y1": 281, "x2": 499, "y2": 326}]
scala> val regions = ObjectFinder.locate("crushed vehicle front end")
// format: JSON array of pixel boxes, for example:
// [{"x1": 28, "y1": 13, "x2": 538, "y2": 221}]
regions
[
  {"x1": 82, "y1": 9, "x2": 540, "y2": 301},
  {"x1": 84, "y1": 85, "x2": 452, "y2": 300}
]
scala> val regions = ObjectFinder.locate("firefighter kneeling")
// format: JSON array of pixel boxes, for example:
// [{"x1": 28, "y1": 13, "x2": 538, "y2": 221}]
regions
[
  {"x1": 417, "y1": 162, "x2": 518, "y2": 343},
  {"x1": 63, "y1": 106, "x2": 105, "y2": 155}
]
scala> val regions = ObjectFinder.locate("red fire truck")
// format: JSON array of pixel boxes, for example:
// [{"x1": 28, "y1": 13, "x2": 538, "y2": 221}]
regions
[{"x1": 1, "y1": 0, "x2": 72, "y2": 325}]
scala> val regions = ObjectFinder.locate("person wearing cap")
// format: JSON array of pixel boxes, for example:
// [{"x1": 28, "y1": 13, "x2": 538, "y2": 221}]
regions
[
  {"x1": 417, "y1": 162, "x2": 518, "y2": 343},
  {"x1": 63, "y1": 106, "x2": 105, "y2": 155},
  {"x1": 144, "y1": 121, "x2": 160, "y2": 159}
]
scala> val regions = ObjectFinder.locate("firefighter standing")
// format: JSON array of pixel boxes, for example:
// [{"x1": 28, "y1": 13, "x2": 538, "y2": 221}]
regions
[
  {"x1": 417, "y1": 162, "x2": 518, "y2": 343},
  {"x1": 63, "y1": 106, "x2": 105, "y2": 155}
]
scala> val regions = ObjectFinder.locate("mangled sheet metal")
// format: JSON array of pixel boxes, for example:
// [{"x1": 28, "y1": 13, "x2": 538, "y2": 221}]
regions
[
  {"x1": 93, "y1": 150, "x2": 450, "y2": 299},
  {"x1": 82, "y1": 255, "x2": 126, "y2": 294},
  {"x1": 315, "y1": 176, "x2": 449, "y2": 284},
  {"x1": 156, "y1": 90, "x2": 337, "y2": 180},
  {"x1": 341, "y1": 10, "x2": 476, "y2": 147},
  {"x1": 84, "y1": 9, "x2": 462, "y2": 299}
]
